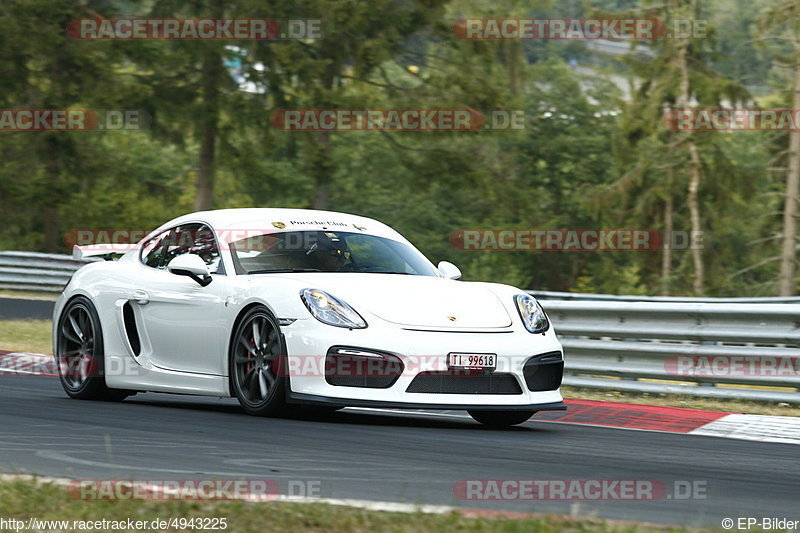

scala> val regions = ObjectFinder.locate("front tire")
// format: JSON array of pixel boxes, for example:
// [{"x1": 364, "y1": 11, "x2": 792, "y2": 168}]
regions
[
  {"x1": 468, "y1": 410, "x2": 536, "y2": 428},
  {"x1": 56, "y1": 296, "x2": 130, "y2": 401},
  {"x1": 230, "y1": 306, "x2": 289, "y2": 417}
]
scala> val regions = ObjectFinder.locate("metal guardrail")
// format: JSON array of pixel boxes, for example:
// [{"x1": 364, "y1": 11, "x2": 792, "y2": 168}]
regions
[
  {"x1": 0, "y1": 251, "x2": 798, "y2": 402},
  {"x1": 0, "y1": 251, "x2": 93, "y2": 293},
  {"x1": 535, "y1": 291, "x2": 800, "y2": 403},
  {"x1": 529, "y1": 289, "x2": 800, "y2": 304},
  {"x1": 541, "y1": 300, "x2": 800, "y2": 403}
]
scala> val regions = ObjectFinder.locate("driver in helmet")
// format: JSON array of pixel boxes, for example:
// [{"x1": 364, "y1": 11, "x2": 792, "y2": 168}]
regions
[{"x1": 306, "y1": 232, "x2": 351, "y2": 271}]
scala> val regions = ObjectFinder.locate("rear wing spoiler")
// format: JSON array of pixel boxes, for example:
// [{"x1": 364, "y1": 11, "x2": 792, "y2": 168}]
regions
[{"x1": 72, "y1": 244, "x2": 127, "y2": 261}]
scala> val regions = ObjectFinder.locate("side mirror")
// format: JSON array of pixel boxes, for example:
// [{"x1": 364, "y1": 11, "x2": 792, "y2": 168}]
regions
[
  {"x1": 168, "y1": 254, "x2": 212, "y2": 286},
  {"x1": 437, "y1": 260, "x2": 462, "y2": 280}
]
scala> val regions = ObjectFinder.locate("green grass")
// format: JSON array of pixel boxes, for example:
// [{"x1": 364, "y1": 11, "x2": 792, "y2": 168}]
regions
[
  {"x1": 0, "y1": 477, "x2": 713, "y2": 533},
  {"x1": 0, "y1": 320, "x2": 51, "y2": 355},
  {"x1": 0, "y1": 290, "x2": 58, "y2": 300},
  {"x1": 0, "y1": 319, "x2": 796, "y2": 417}
]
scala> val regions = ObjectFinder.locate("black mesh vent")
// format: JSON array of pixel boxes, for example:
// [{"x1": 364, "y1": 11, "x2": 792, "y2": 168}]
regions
[
  {"x1": 325, "y1": 347, "x2": 403, "y2": 388},
  {"x1": 523, "y1": 351, "x2": 564, "y2": 391},
  {"x1": 406, "y1": 370, "x2": 522, "y2": 395}
]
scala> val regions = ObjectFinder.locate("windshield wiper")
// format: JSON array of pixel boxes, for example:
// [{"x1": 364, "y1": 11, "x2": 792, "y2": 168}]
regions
[{"x1": 247, "y1": 268, "x2": 322, "y2": 274}]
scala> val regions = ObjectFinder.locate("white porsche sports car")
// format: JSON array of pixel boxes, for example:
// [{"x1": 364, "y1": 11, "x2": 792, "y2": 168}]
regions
[{"x1": 54, "y1": 208, "x2": 565, "y2": 427}]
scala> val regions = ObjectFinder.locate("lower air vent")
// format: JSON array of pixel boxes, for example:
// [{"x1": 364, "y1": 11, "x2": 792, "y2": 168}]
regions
[
  {"x1": 406, "y1": 370, "x2": 522, "y2": 395},
  {"x1": 325, "y1": 346, "x2": 403, "y2": 388},
  {"x1": 122, "y1": 302, "x2": 141, "y2": 356},
  {"x1": 523, "y1": 351, "x2": 564, "y2": 391}
]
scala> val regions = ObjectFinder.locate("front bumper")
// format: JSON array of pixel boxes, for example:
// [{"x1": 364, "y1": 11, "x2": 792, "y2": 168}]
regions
[
  {"x1": 282, "y1": 318, "x2": 565, "y2": 408},
  {"x1": 287, "y1": 392, "x2": 567, "y2": 411}
]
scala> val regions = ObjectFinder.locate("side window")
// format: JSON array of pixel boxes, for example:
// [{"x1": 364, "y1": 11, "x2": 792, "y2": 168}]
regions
[
  {"x1": 141, "y1": 227, "x2": 178, "y2": 269},
  {"x1": 141, "y1": 223, "x2": 223, "y2": 274}
]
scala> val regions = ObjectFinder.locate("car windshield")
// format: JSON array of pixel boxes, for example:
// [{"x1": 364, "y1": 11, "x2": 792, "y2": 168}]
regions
[{"x1": 229, "y1": 230, "x2": 440, "y2": 276}]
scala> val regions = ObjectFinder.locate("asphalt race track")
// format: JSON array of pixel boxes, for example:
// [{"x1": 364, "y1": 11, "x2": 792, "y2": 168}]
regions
[
  {"x1": 1, "y1": 376, "x2": 797, "y2": 528},
  {"x1": 0, "y1": 298, "x2": 54, "y2": 320}
]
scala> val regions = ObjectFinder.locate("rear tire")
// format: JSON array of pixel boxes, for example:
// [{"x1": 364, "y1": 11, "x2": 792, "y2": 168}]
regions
[
  {"x1": 56, "y1": 296, "x2": 130, "y2": 401},
  {"x1": 468, "y1": 410, "x2": 536, "y2": 428},
  {"x1": 230, "y1": 306, "x2": 289, "y2": 417}
]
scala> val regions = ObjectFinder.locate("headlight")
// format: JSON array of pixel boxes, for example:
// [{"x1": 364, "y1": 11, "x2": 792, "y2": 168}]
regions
[
  {"x1": 300, "y1": 289, "x2": 367, "y2": 329},
  {"x1": 514, "y1": 294, "x2": 549, "y2": 333}
]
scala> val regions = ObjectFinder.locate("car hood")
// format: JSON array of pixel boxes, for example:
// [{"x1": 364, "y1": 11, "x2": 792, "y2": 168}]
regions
[{"x1": 272, "y1": 273, "x2": 513, "y2": 329}]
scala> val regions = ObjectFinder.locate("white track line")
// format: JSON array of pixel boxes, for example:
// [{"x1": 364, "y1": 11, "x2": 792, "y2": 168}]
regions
[
  {"x1": 690, "y1": 413, "x2": 800, "y2": 445},
  {"x1": 350, "y1": 408, "x2": 800, "y2": 445}
]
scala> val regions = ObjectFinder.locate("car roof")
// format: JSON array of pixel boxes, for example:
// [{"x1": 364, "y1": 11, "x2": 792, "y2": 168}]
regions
[{"x1": 158, "y1": 208, "x2": 408, "y2": 243}]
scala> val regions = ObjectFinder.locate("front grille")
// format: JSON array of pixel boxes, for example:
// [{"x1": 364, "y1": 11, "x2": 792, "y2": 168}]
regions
[
  {"x1": 523, "y1": 351, "x2": 564, "y2": 391},
  {"x1": 406, "y1": 370, "x2": 522, "y2": 395}
]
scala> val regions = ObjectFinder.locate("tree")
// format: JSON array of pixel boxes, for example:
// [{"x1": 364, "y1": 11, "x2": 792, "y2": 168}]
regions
[
  {"x1": 592, "y1": 0, "x2": 749, "y2": 295},
  {"x1": 124, "y1": 0, "x2": 232, "y2": 212},
  {"x1": 0, "y1": 0, "x2": 132, "y2": 251},
  {"x1": 757, "y1": 1, "x2": 800, "y2": 296},
  {"x1": 240, "y1": 0, "x2": 450, "y2": 210}
]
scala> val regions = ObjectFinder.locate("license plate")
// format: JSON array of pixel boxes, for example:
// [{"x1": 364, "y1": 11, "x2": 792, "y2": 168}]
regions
[{"x1": 448, "y1": 353, "x2": 497, "y2": 370}]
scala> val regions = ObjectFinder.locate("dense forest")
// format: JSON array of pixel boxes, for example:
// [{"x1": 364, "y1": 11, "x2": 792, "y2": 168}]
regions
[{"x1": 1, "y1": 0, "x2": 799, "y2": 296}]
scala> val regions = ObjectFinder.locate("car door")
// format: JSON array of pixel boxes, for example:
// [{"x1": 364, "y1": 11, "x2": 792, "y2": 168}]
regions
[{"x1": 132, "y1": 223, "x2": 229, "y2": 375}]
